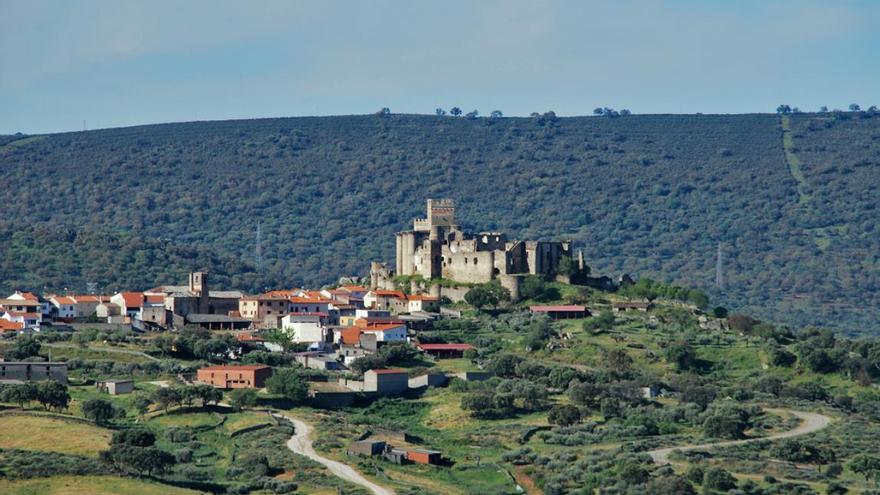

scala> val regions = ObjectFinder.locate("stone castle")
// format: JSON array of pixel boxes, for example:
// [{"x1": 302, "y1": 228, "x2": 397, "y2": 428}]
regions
[{"x1": 372, "y1": 199, "x2": 574, "y2": 296}]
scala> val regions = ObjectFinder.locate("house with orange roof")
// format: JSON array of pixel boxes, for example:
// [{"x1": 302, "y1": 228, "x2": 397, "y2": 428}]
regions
[
  {"x1": 111, "y1": 291, "x2": 145, "y2": 320},
  {"x1": 1, "y1": 293, "x2": 43, "y2": 329},
  {"x1": 0, "y1": 319, "x2": 26, "y2": 335},
  {"x1": 16, "y1": 291, "x2": 53, "y2": 318},
  {"x1": 238, "y1": 294, "x2": 290, "y2": 328},
  {"x1": 363, "y1": 290, "x2": 408, "y2": 313},
  {"x1": 406, "y1": 294, "x2": 441, "y2": 313},
  {"x1": 353, "y1": 318, "x2": 407, "y2": 342},
  {"x1": 323, "y1": 285, "x2": 368, "y2": 307},
  {"x1": 49, "y1": 296, "x2": 77, "y2": 320}
]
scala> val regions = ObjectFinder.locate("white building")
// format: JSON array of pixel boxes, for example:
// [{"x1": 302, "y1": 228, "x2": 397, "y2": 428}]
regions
[
  {"x1": 111, "y1": 292, "x2": 144, "y2": 319},
  {"x1": 50, "y1": 296, "x2": 77, "y2": 319},
  {"x1": 406, "y1": 295, "x2": 440, "y2": 313},
  {"x1": 281, "y1": 313, "x2": 326, "y2": 344},
  {"x1": 361, "y1": 323, "x2": 407, "y2": 343},
  {"x1": 363, "y1": 290, "x2": 408, "y2": 313},
  {"x1": 1, "y1": 292, "x2": 43, "y2": 329}
]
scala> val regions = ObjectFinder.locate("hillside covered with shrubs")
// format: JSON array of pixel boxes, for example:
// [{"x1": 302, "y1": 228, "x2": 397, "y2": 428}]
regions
[{"x1": 1, "y1": 112, "x2": 878, "y2": 333}]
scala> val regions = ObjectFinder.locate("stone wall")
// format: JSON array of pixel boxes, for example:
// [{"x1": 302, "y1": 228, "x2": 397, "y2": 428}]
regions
[{"x1": 441, "y1": 249, "x2": 495, "y2": 284}]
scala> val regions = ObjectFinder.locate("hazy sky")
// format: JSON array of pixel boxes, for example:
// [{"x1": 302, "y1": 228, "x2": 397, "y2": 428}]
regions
[{"x1": 2, "y1": 0, "x2": 879, "y2": 134}]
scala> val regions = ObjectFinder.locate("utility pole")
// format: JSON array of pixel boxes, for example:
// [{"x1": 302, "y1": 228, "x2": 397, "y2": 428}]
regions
[
  {"x1": 715, "y1": 242, "x2": 724, "y2": 290},
  {"x1": 255, "y1": 221, "x2": 263, "y2": 273}
]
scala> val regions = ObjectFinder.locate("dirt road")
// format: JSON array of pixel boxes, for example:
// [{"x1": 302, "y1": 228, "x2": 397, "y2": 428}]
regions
[
  {"x1": 273, "y1": 413, "x2": 396, "y2": 495},
  {"x1": 648, "y1": 409, "x2": 832, "y2": 464}
]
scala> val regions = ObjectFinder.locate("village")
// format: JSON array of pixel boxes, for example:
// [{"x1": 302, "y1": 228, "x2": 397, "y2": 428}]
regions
[
  {"x1": 0, "y1": 200, "x2": 662, "y2": 470},
  {"x1": 3, "y1": 200, "x2": 863, "y2": 495}
]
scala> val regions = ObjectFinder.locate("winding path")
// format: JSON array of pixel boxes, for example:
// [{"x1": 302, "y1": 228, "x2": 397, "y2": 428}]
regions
[
  {"x1": 272, "y1": 413, "x2": 396, "y2": 495},
  {"x1": 648, "y1": 409, "x2": 832, "y2": 465}
]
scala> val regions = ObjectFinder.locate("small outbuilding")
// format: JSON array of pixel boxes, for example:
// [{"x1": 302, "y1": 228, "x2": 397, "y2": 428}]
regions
[
  {"x1": 417, "y1": 343, "x2": 474, "y2": 359},
  {"x1": 529, "y1": 305, "x2": 590, "y2": 320},
  {"x1": 96, "y1": 379, "x2": 134, "y2": 395},
  {"x1": 348, "y1": 439, "x2": 387, "y2": 457},
  {"x1": 406, "y1": 449, "x2": 443, "y2": 465},
  {"x1": 612, "y1": 301, "x2": 652, "y2": 313}
]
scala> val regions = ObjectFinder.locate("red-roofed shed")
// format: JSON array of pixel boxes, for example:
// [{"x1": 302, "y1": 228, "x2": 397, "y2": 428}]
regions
[
  {"x1": 417, "y1": 343, "x2": 475, "y2": 359},
  {"x1": 529, "y1": 305, "x2": 590, "y2": 320}
]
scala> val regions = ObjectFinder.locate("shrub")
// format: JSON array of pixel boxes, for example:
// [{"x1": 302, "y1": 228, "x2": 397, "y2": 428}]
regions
[{"x1": 703, "y1": 467, "x2": 737, "y2": 491}]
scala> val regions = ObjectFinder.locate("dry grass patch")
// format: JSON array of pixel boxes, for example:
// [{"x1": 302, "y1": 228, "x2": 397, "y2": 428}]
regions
[
  {"x1": 0, "y1": 475, "x2": 201, "y2": 495},
  {"x1": 0, "y1": 414, "x2": 111, "y2": 457}
]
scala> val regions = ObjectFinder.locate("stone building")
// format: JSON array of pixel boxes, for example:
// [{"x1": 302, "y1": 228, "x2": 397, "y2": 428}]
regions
[
  {"x1": 394, "y1": 199, "x2": 572, "y2": 285},
  {"x1": 148, "y1": 272, "x2": 243, "y2": 329},
  {"x1": 0, "y1": 362, "x2": 68, "y2": 384}
]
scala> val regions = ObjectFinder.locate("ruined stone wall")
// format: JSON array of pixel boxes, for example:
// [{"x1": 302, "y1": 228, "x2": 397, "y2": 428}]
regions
[
  {"x1": 525, "y1": 241, "x2": 572, "y2": 276},
  {"x1": 441, "y1": 248, "x2": 495, "y2": 283},
  {"x1": 498, "y1": 274, "x2": 522, "y2": 302}
]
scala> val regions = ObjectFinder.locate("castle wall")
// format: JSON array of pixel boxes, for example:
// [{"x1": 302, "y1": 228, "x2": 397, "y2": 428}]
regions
[{"x1": 441, "y1": 248, "x2": 495, "y2": 284}]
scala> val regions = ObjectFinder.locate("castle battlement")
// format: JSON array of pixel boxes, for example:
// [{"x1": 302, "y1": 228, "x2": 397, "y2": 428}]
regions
[{"x1": 413, "y1": 218, "x2": 431, "y2": 232}]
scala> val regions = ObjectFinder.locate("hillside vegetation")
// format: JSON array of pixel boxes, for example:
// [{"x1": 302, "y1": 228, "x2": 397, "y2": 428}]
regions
[{"x1": 1, "y1": 112, "x2": 878, "y2": 333}]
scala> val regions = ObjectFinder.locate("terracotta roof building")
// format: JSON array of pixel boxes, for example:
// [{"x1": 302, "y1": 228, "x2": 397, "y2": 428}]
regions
[
  {"x1": 417, "y1": 343, "x2": 475, "y2": 359},
  {"x1": 196, "y1": 364, "x2": 272, "y2": 389},
  {"x1": 529, "y1": 305, "x2": 590, "y2": 320}
]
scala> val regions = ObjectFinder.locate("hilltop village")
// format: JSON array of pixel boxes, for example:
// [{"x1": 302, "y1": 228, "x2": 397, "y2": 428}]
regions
[
  {"x1": 0, "y1": 200, "x2": 879, "y2": 495},
  {"x1": 0, "y1": 200, "x2": 602, "y2": 391}
]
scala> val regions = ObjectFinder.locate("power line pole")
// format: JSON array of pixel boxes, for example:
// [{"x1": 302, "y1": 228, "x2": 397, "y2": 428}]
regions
[
  {"x1": 715, "y1": 242, "x2": 724, "y2": 290},
  {"x1": 255, "y1": 221, "x2": 263, "y2": 273}
]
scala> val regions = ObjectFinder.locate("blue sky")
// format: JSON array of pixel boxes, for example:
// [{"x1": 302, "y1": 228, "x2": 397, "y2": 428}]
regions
[{"x1": 2, "y1": 0, "x2": 878, "y2": 134}]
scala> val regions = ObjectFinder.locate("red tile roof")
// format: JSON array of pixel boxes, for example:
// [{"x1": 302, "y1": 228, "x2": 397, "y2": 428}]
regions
[
  {"x1": 341, "y1": 327, "x2": 363, "y2": 345},
  {"x1": 529, "y1": 305, "x2": 587, "y2": 313},
  {"x1": 74, "y1": 295, "x2": 103, "y2": 303},
  {"x1": 407, "y1": 294, "x2": 440, "y2": 301},
  {"x1": 262, "y1": 290, "x2": 298, "y2": 298},
  {"x1": 288, "y1": 297, "x2": 330, "y2": 304},
  {"x1": 52, "y1": 296, "x2": 76, "y2": 305},
  {"x1": 362, "y1": 324, "x2": 405, "y2": 332},
  {"x1": 144, "y1": 294, "x2": 165, "y2": 304},
  {"x1": 5, "y1": 311, "x2": 40, "y2": 318},
  {"x1": 355, "y1": 317, "x2": 404, "y2": 327},
  {"x1": 0, "y1": 299, "x2": 39, "y2": 307},
  {"x1": 0, "y1": 320, "x2": 25, "y2": 332},
  {"x1": 198, "y1": 364, "x2": 271, "y2": 372},
  {"x1": 117, "y1": 292, "x2": 144, "y2": 309},
  {"x1": 372, "y1": 290, "x2": 406, "y2": 299}
]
